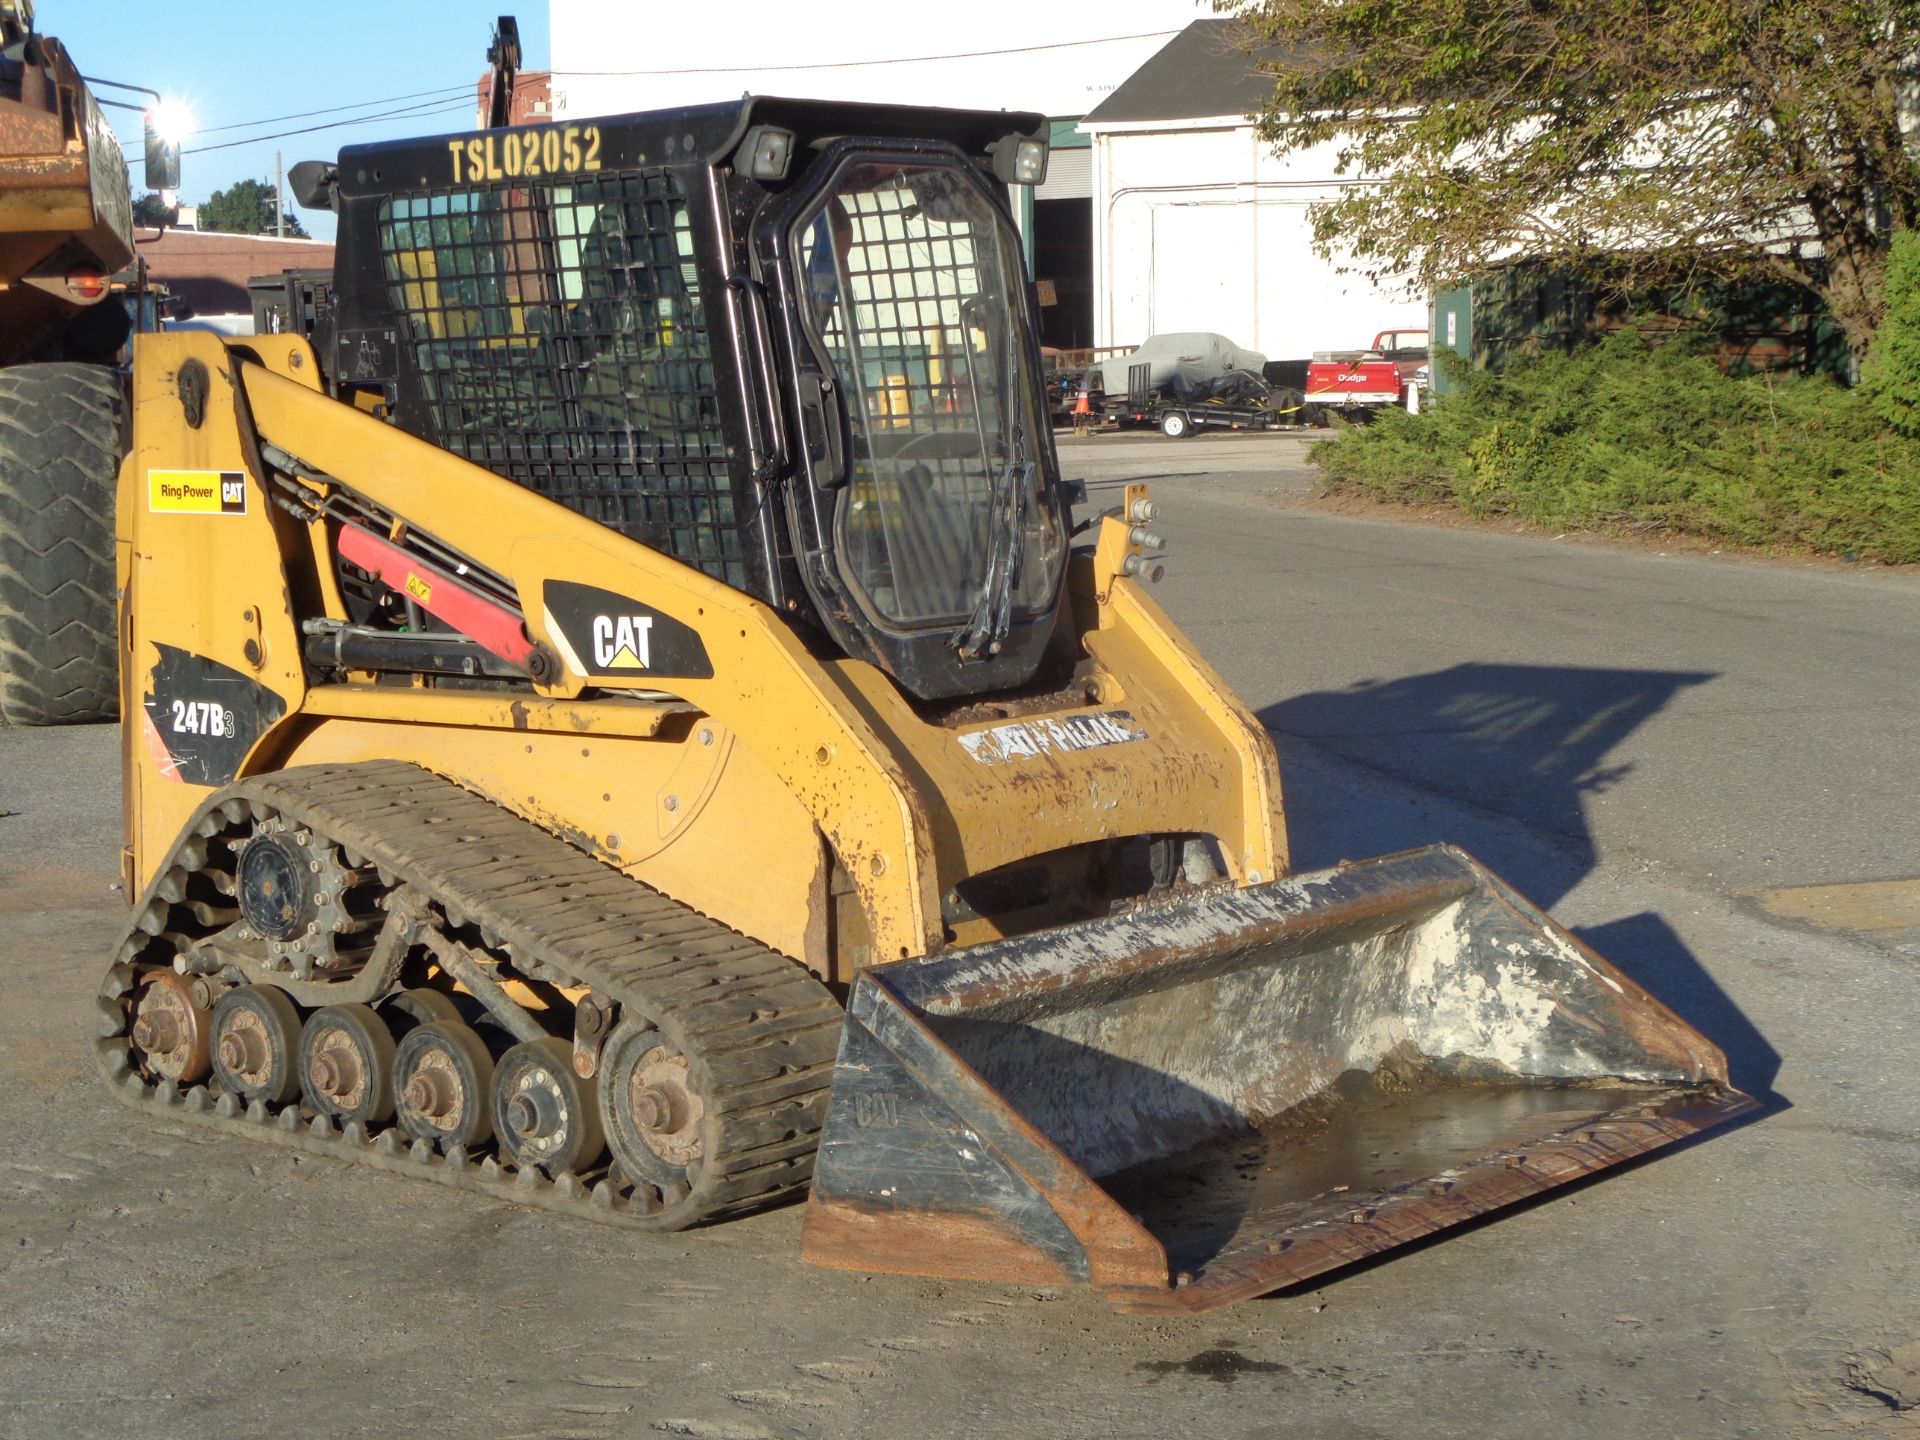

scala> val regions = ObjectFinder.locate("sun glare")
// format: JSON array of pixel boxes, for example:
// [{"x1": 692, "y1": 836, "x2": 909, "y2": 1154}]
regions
[{"x1": 145, "y1": 99, "x2": 194, "y2": 147}]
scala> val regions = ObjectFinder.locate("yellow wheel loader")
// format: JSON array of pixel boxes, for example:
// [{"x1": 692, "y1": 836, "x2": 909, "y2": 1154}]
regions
[
  {"x1": 0, "y1": 0, "x2": 134, "y2": 725},
  {"x1": 100, "y1": 97, "x2": 1752, "y2": 1314},
  {"x1": 0, "y1": 0, "x2": 181, "y2": 724}
]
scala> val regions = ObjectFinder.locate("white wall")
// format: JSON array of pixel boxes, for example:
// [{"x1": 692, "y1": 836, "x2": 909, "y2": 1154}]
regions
[
  {"x1": 1088, "y1": 123, "x2": 1428, "y2": 360},
  {"x1": 549, "y1": 1, "x2": 1204, "y2": 119}
]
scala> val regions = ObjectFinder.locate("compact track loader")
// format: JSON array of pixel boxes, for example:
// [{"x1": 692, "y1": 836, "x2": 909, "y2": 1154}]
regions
[{"x1": 100, "y1": 97, "x2": 1753, "y2": 1313}]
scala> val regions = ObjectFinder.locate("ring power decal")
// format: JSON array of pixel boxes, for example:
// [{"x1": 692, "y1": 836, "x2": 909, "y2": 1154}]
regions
[
  {"x1": 149, "y1": 469, "x2": 248, "y2": 516},
  {"x1": 542, "y1": 580, "x2": 713, "y2": 681}
]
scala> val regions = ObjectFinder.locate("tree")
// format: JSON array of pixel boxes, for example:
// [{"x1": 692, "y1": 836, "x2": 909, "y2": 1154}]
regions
[
  {"x1": 1220, "y1": 0, "x2": 1920, "y2": 361},
  {"x1": 198, "y1": 178, "x2": 308, "y2": 239}
]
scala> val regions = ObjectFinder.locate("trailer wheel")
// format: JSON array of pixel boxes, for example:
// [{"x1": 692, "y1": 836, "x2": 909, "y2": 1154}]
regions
[
  {"x1": 0, "y1": 363, "x2": 124, "y2": 726},
  {"x1": 1160, "y1": 411, "x2": 1190, "y2": 439}
]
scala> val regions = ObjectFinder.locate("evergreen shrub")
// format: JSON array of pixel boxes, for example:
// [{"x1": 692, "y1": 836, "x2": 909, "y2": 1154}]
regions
[{"x1": 1314, "y1": 330, "x2": 1920, "y2": 563}]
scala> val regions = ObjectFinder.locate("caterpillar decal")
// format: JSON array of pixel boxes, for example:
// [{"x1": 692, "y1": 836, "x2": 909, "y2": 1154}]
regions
[{"x1": 541, "y1": 580, "x2": 713, "y2": 681}]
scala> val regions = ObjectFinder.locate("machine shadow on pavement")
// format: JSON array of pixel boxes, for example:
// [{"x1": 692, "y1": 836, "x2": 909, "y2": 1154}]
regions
[{"x1": 1261, "y1": 663, "x2": 1783, "y2": 1107}]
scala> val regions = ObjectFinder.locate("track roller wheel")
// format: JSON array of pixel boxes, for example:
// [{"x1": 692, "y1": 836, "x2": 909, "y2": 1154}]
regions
[
  {"x1": 493, "y1": 1036, "x2": 604, "y2": 1174},
  {"x1": 394, "y1": 1020, "x2": 495, "y2": 1149},
  {"x1": 210, "y1": 985, "x2": 303, "y2": 1104},
  {"x1": 131, "y1": 972, "x2": 212, "y2": 1083},
  {"x1": 300, "y1": 1003, "x2": 398, "y2": 1124},
  {"x1": 382, "y1": 987, "x2": 463, "y2": 1033},
  {"x1": 598, "y1": 1018, "x2": 708, "y2": 1190}
]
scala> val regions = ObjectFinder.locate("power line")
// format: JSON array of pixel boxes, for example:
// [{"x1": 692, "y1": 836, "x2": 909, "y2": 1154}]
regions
[
  {"x1": 183, "y1": 97, "x2": 477, "y2": 155},
  {"x1": 162, "y1": 25, "x2": 1178, "y2": 157},
  {"x1": 160, "y1": 25, "x2": 1177, "y2": 155},
  {"x1": 549, "y1": 28, "x2": 1182, "y2": 77},
  {"x1": 191, "y1": 84, "x2": 474, "y2": 136}
]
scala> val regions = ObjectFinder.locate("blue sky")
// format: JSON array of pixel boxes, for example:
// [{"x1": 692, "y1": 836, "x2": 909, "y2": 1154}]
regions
[{"x1": 42, "y1": 1, "x2": 552, "y2": 239}]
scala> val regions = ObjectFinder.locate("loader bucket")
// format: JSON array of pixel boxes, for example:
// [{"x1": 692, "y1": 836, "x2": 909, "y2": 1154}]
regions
[{"x1": 801, "y1": 846, "x2": 1755, "y2": 1314}]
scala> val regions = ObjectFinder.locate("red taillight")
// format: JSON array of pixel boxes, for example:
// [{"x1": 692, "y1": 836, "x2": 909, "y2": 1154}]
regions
[{"x1": 65, "y1": 268, "x2": 107, "y2": 301}]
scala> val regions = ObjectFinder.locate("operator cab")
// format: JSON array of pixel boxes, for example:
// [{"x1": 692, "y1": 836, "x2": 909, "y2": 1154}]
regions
[{"x1": 308, "y1": 97, "x2": 1065, "y2": 701}]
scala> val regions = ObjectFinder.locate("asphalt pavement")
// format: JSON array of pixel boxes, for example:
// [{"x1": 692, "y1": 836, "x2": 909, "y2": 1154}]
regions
[{"x1": 2, "y1": 430, "x2": 1916, "y2": 1438}]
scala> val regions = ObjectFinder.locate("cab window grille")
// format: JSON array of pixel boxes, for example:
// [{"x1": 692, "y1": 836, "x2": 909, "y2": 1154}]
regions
[
  {"x1": 376, "y1": 171, "x2": 749, "y2": 589},
  {"x1": 799, "y1": 163, "x2": 1056, "y2": 630}
]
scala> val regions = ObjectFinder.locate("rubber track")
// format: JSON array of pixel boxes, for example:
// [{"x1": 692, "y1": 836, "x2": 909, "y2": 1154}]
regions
[
  {"x1": 0, "y1": 363, "x2": 123, "y2": 726},
  {"x1": 95, "y1": 761, "x2": 846, "y2": 1230}
]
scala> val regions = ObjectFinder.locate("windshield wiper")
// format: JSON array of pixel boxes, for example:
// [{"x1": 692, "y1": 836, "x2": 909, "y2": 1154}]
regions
[{"x1": 952, "y1": 455, "x2": 1030, "y2": 660}]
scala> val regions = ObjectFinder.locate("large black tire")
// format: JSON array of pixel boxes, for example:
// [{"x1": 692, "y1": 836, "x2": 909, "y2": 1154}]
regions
[{"x1": 0, "y1": 363, "x2": 124, "y2": 725}]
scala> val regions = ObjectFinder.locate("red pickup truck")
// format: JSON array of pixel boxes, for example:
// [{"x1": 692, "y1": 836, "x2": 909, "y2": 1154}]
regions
[{"x1": 1305, "y1": 329, "x2": 1430, "y2": 413}]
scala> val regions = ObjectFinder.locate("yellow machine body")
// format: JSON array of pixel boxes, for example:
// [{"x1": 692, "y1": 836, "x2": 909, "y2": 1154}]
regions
[{"x1": 118, "y1": 334, "x2": 1285, "y2": 979}]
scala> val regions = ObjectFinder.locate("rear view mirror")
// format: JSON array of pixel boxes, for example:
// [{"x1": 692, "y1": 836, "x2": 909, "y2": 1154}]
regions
[
  {"x1": 143, "y1": 117, "x2": 181, "y2": 191},
  {"x1": 288, "y1": 160, "x2": 336, "y2": 212}
]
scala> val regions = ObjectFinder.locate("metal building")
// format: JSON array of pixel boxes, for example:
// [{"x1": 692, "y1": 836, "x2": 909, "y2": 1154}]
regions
[{"x1": 1081, "y1": 20, "x2": 1426, "y2": 362}]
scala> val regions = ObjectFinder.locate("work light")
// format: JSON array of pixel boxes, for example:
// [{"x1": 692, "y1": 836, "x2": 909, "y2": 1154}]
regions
[{"x1": 990, "y1": 134, "x2": 1048, "y2": 186}]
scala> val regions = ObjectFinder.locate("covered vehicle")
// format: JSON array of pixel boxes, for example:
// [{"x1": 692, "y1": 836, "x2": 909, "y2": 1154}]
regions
[{"x1": 1098, "y1": 331, "x2": 1268, "y2": 398}]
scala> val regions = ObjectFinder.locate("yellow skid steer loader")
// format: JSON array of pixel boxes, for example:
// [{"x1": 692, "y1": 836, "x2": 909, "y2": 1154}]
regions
[{"x1": 99, "y1": 97, "x2": 1752, "y2": 1314}]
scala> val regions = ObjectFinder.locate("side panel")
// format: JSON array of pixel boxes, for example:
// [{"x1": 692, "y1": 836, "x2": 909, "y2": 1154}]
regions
[
  {"x1": 121, "y1": 338, "x2": 310, "y2": 877},
  {"x1": 123, "y1": 337, "x2": 833, "y2": 965}
]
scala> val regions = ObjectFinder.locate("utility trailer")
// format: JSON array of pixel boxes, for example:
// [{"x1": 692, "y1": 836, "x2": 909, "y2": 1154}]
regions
[{"x1": 1120, "y1": 360, "x2": 1287, "y2": 438}]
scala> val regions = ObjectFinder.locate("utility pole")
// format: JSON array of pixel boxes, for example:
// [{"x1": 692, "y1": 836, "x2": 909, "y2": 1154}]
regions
[{"x1": 274, "y1": 150, "x2": 285, "y2": 238}]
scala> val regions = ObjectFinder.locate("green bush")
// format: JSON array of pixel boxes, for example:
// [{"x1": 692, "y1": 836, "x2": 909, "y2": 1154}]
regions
[
  {"x1": 1864, "y1": 229, "x2": 1920, "y2": 436},
  {"x1": 1314, "y1": 330, "x2": 1920, "y2": 563}
]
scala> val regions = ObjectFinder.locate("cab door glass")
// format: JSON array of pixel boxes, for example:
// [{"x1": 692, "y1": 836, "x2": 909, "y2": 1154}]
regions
[{"x1": 794, "y1": 161, "x2": 1059, "y2": 630}]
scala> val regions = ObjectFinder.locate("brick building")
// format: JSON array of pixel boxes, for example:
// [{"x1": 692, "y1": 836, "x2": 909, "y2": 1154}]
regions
[{"x1": 134, "y1": 227, "x2": 335, "y2": 324}]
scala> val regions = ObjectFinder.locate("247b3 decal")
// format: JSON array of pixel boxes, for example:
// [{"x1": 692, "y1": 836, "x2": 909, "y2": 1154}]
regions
[
  {"x1": 169, "y1": 699, "x2": 237, "y2": 739},
  {"x1": 143, "y1": 644, "x2": 287, "y2": 788}
]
